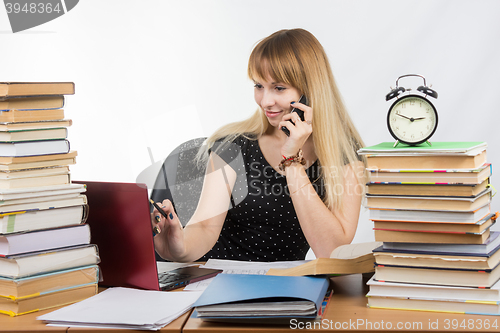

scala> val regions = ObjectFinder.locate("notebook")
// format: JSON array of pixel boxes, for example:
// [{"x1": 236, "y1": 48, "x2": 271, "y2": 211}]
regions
[
  {"x1": 72, "y1": 181, "x2": 221, "y2": 291},
  {"x1": 193, "y1": 274, "x2": 330, "y2": 321}
]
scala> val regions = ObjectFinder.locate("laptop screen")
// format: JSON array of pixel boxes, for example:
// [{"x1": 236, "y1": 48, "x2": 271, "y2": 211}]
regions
[{"x1": 73, "y1": 181, "x2": 160, "y2": 291}]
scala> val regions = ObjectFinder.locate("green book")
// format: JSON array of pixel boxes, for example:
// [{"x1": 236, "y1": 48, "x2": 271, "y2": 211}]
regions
[{"x1": 358, "y1": 142, "x2": 487, "y2": 155}]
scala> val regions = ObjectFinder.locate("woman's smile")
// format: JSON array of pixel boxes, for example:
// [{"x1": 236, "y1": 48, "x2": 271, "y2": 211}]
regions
[{"x1": 264, "y1": 109, "x2": 284, "y2": 118}]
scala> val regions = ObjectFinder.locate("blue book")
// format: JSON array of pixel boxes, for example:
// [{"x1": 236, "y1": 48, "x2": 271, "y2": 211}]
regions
[{"x1": 193, "y1": 274, "x2": 329, "y2": 321}]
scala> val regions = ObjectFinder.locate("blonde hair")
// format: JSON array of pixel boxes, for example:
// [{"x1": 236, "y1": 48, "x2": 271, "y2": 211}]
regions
[{"x1": 200, "y1": 29, "x2": 366, "y2": 211}]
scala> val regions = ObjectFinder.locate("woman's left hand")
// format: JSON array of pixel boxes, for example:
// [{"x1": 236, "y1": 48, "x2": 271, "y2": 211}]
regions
[{"x1": 279, "y1": 101, "x2": 313, "y2": 157}]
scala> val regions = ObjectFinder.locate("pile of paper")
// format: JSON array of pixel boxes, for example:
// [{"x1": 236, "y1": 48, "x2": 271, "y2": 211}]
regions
[{"x1": 37, "y1": 287, "x2": 202, "y2": 330}]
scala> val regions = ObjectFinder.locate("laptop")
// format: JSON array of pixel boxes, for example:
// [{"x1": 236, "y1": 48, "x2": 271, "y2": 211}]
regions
[{"x1": 73, "y1": 180, "x2": 221, "y2": 291}]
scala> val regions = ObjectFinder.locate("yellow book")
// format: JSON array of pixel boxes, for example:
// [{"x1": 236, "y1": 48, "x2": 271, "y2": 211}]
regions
[
  {"x1": 0, "y1": 266, "x2": 98, "y2": 300},
  {"x1": 0, "y1": 109, "x2": 65, "y2": 123},
  {"x1": 0, "y1": 82, "x2": 75, "y2": 99},
  {"x1": 0, "y1": 284, "x2": 97, "y2": 317},
  {"x1": 0, "y1": 96, "x2": 64, "y2": 111}
]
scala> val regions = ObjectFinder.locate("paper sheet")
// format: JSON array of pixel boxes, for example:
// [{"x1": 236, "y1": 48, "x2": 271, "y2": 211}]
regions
[
  {"x1": 184, "y1": 259, "x2": 308, "y2": 291},
  {"x1": 201, "y1": 258, "x2": 309, "y2": 273},
  {"x1": 37, "y1": 287, "x2": 202, "y2": 331}
]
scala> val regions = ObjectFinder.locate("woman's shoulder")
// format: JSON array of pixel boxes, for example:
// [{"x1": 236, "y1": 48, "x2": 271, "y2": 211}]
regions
[
  {"x1": 210, "y1": 133, "x2": 258, "y2": 164},
  {"x1": 215, "y1": 133, "x2": 257, "y2": 145},
  {"x1": 212, "y1": 133, "x2": 258, "y2": 152}
]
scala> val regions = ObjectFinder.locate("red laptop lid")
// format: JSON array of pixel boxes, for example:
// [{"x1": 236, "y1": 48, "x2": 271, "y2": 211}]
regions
[{"x1": 73, "y1": 181, "x2": 160, "y2": 291}]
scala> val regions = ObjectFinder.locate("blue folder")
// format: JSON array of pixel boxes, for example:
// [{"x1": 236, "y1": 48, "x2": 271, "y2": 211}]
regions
[{"x1": 193, "y1": 274, "x2": 329, "y2": 321}]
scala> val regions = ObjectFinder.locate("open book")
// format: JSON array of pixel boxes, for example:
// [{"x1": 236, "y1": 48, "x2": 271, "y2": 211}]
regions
[{"x1": 266, "y1": 241, "x2": 382, "y2": 276}]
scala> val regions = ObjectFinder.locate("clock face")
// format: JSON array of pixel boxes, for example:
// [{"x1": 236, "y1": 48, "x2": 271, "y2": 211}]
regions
[{"x1": 387, "y1": 95, "x2": 438, "y2": 145}]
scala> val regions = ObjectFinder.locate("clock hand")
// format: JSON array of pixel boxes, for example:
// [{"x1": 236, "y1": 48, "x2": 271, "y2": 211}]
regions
[
  {"x1": 396, "y1": 113, "x2": 413, "y2": 120},
  {"x1": 396, "y1": 114, "x2": 426, "y2": 122}
]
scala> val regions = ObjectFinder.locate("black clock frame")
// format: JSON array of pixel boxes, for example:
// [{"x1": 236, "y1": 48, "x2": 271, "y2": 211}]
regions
[{"x1": 386, "y1": 94, "x2": 439, "y2": 146}]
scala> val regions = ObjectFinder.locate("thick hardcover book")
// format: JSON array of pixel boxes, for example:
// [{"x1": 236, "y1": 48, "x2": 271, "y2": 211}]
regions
[
  {"x1": 0, "y1": 183, "x2": 85, "y2": 201},
  {"x1": 0, "y1": 120, "x2": 72, "y2": 132},
  {"x1": 0, "y1": 174, "x2": 70, "y2": 189},
  {"x1": 0, "y1": 224, "x2": 90, "y2": 256},
  {"x1": 0, "y1": 166, "x2": 70, "y2": 180},
  {"x1": 0, "y1": 151, "x2": 77, "y2": 172},
  {"x1": 0, "y1": 265, "x2": 99, "y2": 300},
  {"x1": 374, "y1": 227, "x2": 491, "y2": 244},
  {"x1": 382, "y1": 230, "x2": 500, "y2": 255},
  {"x1": 372, "y1": 212, "x2": 496, "y2": 234},
  {"x1": 193, "y1": 274, "x2": 329, "y2": 321},
  {"x1": 366, "y1": 179, "x2": 489, "y2": 198},
  {"x1": 0, "y1": 283, "x2": 96, "y2": 317},
  {"x1": 0, "y1": 109, "x2": 64, "y2": 123},
  {"x1": 373, "y1": 244, "x2": 500, "y2": 270},
  {"x1": 0, "y1": 96, "x2": 64, "y2": 111},
  {"x1": 0, "y1": 205, "x2": 88, "y2": 235},
  {"x1": 0, "y1": 128, "x2": 67, "y2": 142},
  {"x1": 0, "y1": 150, "x2": 76, "y2": 165},
  {"x1": 374, "y1": 262, "x2": 500, "y2": 288},
  {"x1": 0, "y1": 82, "x2": 75, "y2": 99},
  {"x1": 369, "y1": 203, "x2": 491, "y2": 223},
  {"x1": 365, "y1": 150, "x2": 487, "y2": 170},
  {"x1": 366, "y1": 188, "x2": 491, "y2": 211},
  {"x1": 0, "y1": 244, "x2": 99, "y2": 278},
  {"x1": 367, "y1": 294, "x2": 500, "y2": 315},
  {"x1": 0, "y1": 139, "x2": 70, "y2": 157},
  {"x1": 0, "y1": 194, "x2": 86, "y2": 215},
  {"x1": 367, "y1": 163, "x2": 491, "y2": 184},
  {"x1": 367, "y1": 276, "x2": 500, "y2": 302}
]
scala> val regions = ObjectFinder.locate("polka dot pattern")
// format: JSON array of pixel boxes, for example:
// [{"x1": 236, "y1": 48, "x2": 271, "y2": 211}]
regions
[{"x1": 201, "y1": 135, "x2": 325, "y2": 262}]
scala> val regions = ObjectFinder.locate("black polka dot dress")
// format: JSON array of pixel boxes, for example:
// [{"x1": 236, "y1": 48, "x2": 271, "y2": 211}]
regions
[{"x1": 201, "y1": 135, "x2": 325, "y2": 262}]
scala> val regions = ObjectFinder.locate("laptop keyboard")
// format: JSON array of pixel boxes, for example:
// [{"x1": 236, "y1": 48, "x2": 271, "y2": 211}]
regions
[{"x1": 158, "y1": 272, "x2": 190, "y2": 287}]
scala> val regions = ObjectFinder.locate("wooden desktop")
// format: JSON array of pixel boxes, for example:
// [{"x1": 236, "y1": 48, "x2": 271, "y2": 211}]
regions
[{"x1": 1, "y1": 274, "x2": 499, "y2": 332}]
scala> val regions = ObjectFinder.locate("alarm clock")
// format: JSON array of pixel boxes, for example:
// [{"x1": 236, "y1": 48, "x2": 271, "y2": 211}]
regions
[{"x1": 386, "y1": 74, "x2": 438, "y2": 147}]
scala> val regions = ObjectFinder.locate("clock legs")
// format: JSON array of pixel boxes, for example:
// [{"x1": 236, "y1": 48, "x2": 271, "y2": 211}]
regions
[{"x1": 393, "y1": 140, "x2": 432, "y2": 148}]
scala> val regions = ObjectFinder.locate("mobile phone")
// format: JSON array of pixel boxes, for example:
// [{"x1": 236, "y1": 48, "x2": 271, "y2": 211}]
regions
[{"x1": 281, "y1": 95, "x2": 308, "y2": 136}]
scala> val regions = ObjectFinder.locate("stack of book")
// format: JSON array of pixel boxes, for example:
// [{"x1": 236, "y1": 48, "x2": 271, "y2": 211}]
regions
[
  {"x1": 0, "y1": 82, "x2": 99, "y2": 317},
  {"x1": 358, "y1": 142, "x2": 500, "y2": 315}
]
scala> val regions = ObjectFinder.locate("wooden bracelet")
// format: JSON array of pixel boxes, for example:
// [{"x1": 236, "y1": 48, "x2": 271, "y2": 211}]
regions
[{"x1": 279, "y1": 149, "x2": 306, "y2": 171}]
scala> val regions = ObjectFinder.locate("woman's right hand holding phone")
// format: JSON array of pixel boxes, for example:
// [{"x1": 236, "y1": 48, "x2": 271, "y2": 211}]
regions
[{"x1": 279, "y1": 100, "x2": 313, "y2": 158}]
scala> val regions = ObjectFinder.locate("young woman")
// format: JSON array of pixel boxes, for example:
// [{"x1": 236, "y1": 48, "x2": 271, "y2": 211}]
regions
[{"x1": 152, "y1": 28, "x2": 366, "y2": 262}]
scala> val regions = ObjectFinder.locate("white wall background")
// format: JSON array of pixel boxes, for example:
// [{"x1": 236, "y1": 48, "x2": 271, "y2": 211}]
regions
[{"x1": 1, "y1": 0, "x2": 500, "y2": 244}]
